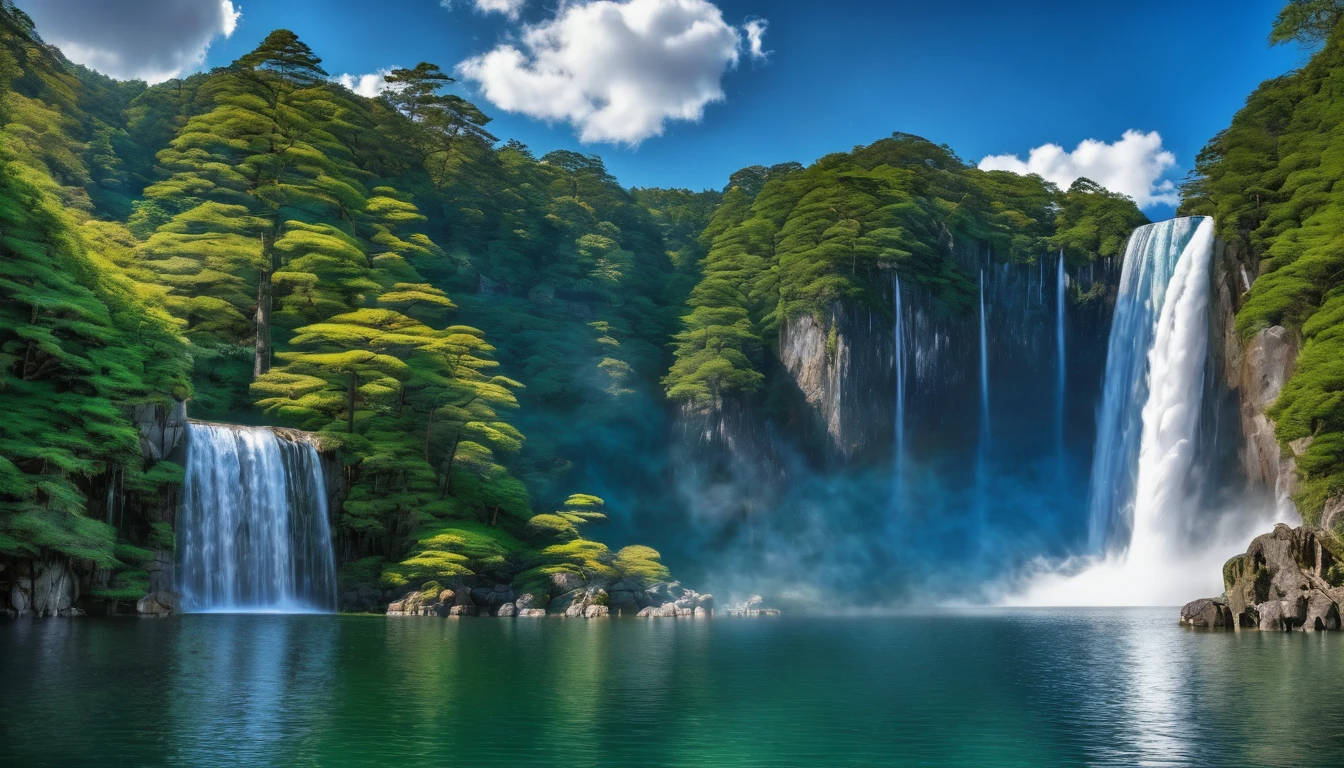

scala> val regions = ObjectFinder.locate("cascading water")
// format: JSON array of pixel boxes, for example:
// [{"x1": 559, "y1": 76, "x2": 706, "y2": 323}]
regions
[
  {"x1": 976, "y1": 268, "x2": 991, "y2": 535},
  {"x1": 1085, "y1": 219, "x2": 1206, "y2": 552},
  {"x1": 1055, "y1": 250, "x2": 1066, "y2": 461},
  {"x1": 892, "y1": 272, "x2": 906, "y2": 504},
  {"x1": 1010, "y1": 216, "x2": 1279, "y2": 605},
  {"x1": 176, "y1": 422, "x2": 337, "y2": 613}
]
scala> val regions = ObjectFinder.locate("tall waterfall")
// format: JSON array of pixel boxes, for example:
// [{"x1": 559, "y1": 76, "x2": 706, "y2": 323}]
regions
[
  {"x1": 1085, "y1": 218, "x2": 1209, "y2": 552},
  {"x1": 892, "y1": 272, "x2": 906, "y2": 503},
  {"x1": 177, "y1": 423, "x2": 337, "y2": 613},
  {"x1": 978, "y1": 268, "x2": 990, "y2": 448},
  {"x1": 1055, "y1": 250, "x2": 1066, "y2": 460},
  {"x1": 1009, "y1": 216, "x2": 1273, "y2": 605}
]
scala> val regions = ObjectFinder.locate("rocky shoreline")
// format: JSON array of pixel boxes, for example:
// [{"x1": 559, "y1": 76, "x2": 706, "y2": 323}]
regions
[
  {"x1": 386, "y1": 572, "x2": 731, "y2": 618},
  {"x1": 1180, "y1": 523, "x2": 1344, "y2": 631},
  {"x1": 385, "y1": 572, "x2": 783, "y2": 619}
]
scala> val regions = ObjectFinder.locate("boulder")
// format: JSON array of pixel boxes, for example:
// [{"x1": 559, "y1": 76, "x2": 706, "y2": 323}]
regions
[
  {"x1": 514, "y1": 593, "x2": 542, "y2": 611},
  {"x1": 694, "y1": 606, "x2": 711, "y2": 619},
  {"x1": 583, "y1": 604, "x2": 609, "y2": 619},
  {"x1": 549, "y1": 571, "x2": 585, "y2": 595},
  {"x1": 448, "y1": 605, "x2": 478, "y2": 617},
  {"x1": 518, "y1": 608, "x2": 547, "y2": 618},
  {"x1": 1179, "y1": 598, "x2": 1231, "y2": 629},
  {"x1": 497, "y1": 602, "x2": 517, "y2": 618},
  {"x1": 136, "y1": 591, "x2": 175, "y2": 617}
]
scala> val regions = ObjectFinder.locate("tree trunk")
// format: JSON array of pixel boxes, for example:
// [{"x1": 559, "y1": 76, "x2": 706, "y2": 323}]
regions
[
  {"x1": 346, "y1": 371, "x2": 357, "y2": 433},
  {"x1": 489, "y1": 505, "x2": 500, "y2": 528},
  {"x1": 254, "y1": 234, "x2": 273, "y2": 378}
]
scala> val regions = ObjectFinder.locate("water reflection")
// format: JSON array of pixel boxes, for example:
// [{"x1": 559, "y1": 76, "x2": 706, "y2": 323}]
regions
[{"x1": 1, "y1": 611, "x2": 1342, "y2": 767}]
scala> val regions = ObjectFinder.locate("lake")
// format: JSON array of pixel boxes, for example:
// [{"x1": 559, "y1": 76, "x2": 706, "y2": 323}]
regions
[{"x1": 1, "y1": 609, "x2": 1341, "y2": 767}]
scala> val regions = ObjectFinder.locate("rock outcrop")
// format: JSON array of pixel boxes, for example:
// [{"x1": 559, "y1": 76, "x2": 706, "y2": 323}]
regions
[
  {"x1": 384, "y1": 575, "x2": 718, "y2": 619},
  {"x1": 5, "y1": 559, "x2": 83, "y2": 618},
  {"x1": 1181, "y1": 524, "x2": 1344, "y2": 631}
]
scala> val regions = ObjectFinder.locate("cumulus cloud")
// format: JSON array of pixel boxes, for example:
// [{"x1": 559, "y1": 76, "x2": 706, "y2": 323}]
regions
[
  {"x1": 457, "y1": 0, "x2": 766, "y2": 144},
  {"x1": 335, "y1": 68, "x2": 397, "y2": 98},
  {"x1": 744, "y1": 18, "x2": 768, "y2": 60},
  {"x1": 23, "y1": 0, "x2": 240, "y2": 84},
  {"x1": 441, "y1": 0, "x2": 527, "y2": 20},
  {"x1": 978, "y1": 130, "x2": 1180, "y2": 208}
]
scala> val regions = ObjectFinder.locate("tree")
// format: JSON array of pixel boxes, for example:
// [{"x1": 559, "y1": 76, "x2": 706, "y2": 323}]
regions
[
  {"x1": 1270, "y1": 0, "x2": 1344, "y2": 47},
  {"x1": 380, "y1": 62, "x2": 496, "y2": 185}
]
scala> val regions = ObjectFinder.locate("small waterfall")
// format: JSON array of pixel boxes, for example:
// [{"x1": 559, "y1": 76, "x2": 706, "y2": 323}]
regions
[
  {"x1": 976, "y1": 268, "x2": 991, "y2": 534},
  {"x1": 177, "y1": 423, "x2": 337, "y2": 613},
  {"x1": 978, "y1": 268, "x2": 991, "y2": 450},
  {"x1": 892, "y1": 272, "x2": 906, "y2": 503},
  {"x1": 1056, "y1": 250, "x2": 1066, "y2": 460}
]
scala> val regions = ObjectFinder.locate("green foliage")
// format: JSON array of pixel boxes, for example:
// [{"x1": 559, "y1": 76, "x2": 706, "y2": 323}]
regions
[
  {"x1": 1270, "y1": 1, "x2": 1344, "y2": 47},
  {"x1": 613, "y1": 545, "x2": 671, "y2": 587},
  {"x1": 1182, "y1": 12, "x2": 1344, "y2": 521}
]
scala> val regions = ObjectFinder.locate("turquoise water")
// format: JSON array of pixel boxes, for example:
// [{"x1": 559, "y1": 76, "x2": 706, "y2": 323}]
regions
[{"x1": 2, "y1": 609, "x2": 1342, "y2": 767}]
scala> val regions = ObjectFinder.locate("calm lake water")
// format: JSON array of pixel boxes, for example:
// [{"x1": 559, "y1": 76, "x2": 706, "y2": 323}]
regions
[{"x1": 1, "y1": 609, "x2": 1342, "y2": 767}]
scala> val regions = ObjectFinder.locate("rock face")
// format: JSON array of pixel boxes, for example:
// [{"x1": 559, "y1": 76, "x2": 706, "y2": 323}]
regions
[
  {"x1": 1212, "y1": 239, "x2": 1301, "y2": 518},
  {"x1": 1181, "y1": 524, "x2": 1344, "y2": 631},
  {"x1": 133, "y1": 400, "x2": 189, "y2": 462},
  {"x1": 6, "y1": 559, "x2": 83, "y2": 618}
]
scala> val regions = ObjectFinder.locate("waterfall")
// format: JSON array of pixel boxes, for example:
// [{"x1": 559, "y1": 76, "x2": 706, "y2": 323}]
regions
[
  {"x1": 1056, "y1": 250, "x2": 1066, "y2": 460},
  {"x1": 176, "y1": 423, "x2": 337, "y2": 613},
  {"x1": 978, "y1": 269, "x2": 991, "y2": 451},
  {"x1": 1085, "y1": 219, "x2": 1208, "y2": 552},
  {"x1": 1008, "y1": 216, "x2": 1268, "y2": 605},
  {"x1": 892, "y1": 272, "x2": 906, "y2": 503},
  {"x1": 1127, "y1": 218, "x2": 1215, "y2": 560}
]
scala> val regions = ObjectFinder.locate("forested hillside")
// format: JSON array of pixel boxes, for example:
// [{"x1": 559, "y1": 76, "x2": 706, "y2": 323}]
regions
[
  {"x1": 666, "y1": 134, "x2": 1146, "y2": 407},
  {"x1": 0, "y1": 2, "x2": 696, "y2": 605},
  {"x1": 0, "y1": 0, "x2": 1154, "y2": 611},
  {"x1": 1181, "y1": 1, "x2": 1344, "y2": 528}
]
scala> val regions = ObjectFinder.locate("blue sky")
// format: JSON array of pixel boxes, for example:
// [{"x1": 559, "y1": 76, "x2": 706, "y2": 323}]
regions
[{"x1": 24, "y1": 0, "x2": 1306, "y2": 217}]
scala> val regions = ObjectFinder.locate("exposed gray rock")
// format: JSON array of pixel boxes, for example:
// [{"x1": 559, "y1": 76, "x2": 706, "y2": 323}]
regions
[
  {"x1": 517, "y1": 608, "x2": 547, "y2": 617},
  {"x1": 1183, "y1": 524, "x2": 1344, "y2": 631},
  {"x1": 136, "y1": 591, "x2": 175, "y2": 617},
  {"x1": 497, "y1": 602, "x2": 517, "y2": 617},
  {"x1": 1236, "y1": 326, "x2": 1299, "y2": 517},
  {"x1": 133, "y1": 400, "x2": 188, "y2": 462},
  {"x1": 582, "y1": 604, "x2": 609, "y2": 618},
  {"x1": 9, "y1": 559, "x2": 82, "y2": 617},
  {"x1": 1179, "y1": 597, "x2": 1232, "y2": 629}
]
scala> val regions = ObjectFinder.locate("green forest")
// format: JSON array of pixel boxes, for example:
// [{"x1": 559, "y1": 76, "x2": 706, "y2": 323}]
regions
[
  {"x1": 1181, "y1": 0, "x2": 1344, "y2": 526},
  {"x1": 9, "y1": 0, "x2": 1343, "y2": 614}
]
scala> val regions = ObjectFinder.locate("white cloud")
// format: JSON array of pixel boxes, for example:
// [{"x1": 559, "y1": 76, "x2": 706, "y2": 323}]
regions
[
  {"x1": 335, "y1": 68, "x2": 397, "y2": 98},
  {"x1": 23, "y1": 0, "x2": 240, "y2": 84},
  {"x1": 744, "y1": 18, "x2": 768, "y2": 60},
  {"x1": 457, "y1": 0, "x2": 764, "y2": 144},
  {"x1": 441, "y1": 0, "x2": 527, "y2": 20},
  {"x1": 978, "y1": 130, "x2": 1179, "y2": 208}
]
